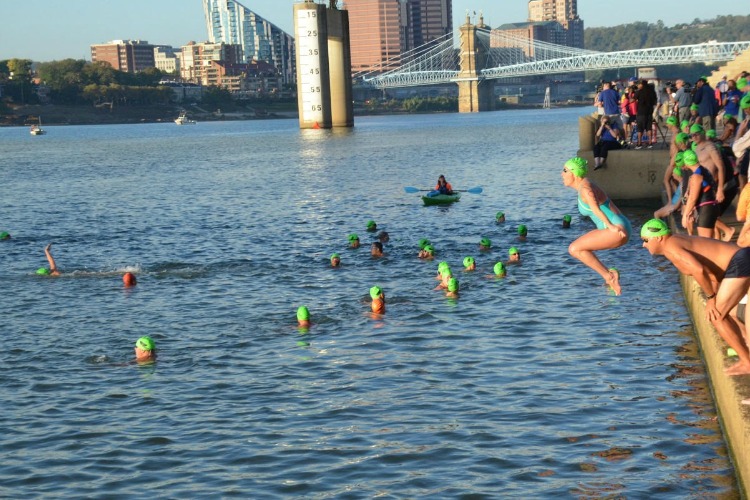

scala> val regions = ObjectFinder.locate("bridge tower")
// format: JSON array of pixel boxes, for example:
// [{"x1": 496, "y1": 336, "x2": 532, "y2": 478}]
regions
[
  {"x1": 457, "y1": 14, "x2": 494, "y2": 113},
  {"x1": 294, "y1": 0, "x2": 353, "y2": 129}
]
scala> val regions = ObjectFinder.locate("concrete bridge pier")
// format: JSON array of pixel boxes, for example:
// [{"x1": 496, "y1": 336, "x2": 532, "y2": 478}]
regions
[{"x1": 457, "y1": 15, "x2": 494, "y2": 113}]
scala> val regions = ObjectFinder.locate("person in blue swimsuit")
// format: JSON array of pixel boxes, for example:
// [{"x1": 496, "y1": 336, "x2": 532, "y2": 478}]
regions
[{"x1": 562, "y1": 157, "x2": 631, "y2": 295}]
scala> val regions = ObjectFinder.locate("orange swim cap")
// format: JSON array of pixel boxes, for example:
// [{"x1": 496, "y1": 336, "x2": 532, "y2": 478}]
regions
[
  {"x1": 371, "y1": 298, "x2": 385, "y2": 314},
  {"x1": 123, "y1": 272, "x2": 137, "y2": 287}
]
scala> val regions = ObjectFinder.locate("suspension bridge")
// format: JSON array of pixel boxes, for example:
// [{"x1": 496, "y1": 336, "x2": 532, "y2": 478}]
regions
[{"x1": 354, "y1": 15, "x2": 750, "y2": 112}]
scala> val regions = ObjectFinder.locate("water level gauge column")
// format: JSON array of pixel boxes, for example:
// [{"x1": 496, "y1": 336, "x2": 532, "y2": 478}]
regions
[{"x1": 294, "y1": 2, "x2": 332, "y2": 129}]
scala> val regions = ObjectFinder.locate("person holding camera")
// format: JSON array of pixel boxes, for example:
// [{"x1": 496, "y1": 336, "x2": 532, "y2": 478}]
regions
[{"x1": 593, "y1": 115, "x2": 623, "y2": 170}]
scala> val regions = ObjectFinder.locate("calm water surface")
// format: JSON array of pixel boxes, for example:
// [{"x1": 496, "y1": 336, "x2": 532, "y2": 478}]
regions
[{"x1": 0, "y1": 109, "x2": 738, "y2": 497}]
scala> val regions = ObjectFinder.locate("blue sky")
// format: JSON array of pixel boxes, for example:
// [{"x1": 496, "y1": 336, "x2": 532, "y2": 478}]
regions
[{"x1": 0, "y1": 0, "x2": 746, "y2": 61}]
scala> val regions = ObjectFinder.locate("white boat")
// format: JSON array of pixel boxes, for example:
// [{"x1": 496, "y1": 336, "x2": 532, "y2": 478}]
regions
[
  {"x1": 174, "y1": 112, "x2": 196, "y2": 125},
  {"x1": 30, "y1": 117, "x2": 46, "y2": 135}
]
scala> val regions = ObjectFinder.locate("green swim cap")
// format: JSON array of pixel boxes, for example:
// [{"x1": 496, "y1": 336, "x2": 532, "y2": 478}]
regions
[
  {"x1": 495, "y1": 211, "x2": 505, "y2": 220},
  {"x1": 724, "y1": 113, "x2": 734, "y2": 121},
  {"x1": 689, "y1": 123, "x2": 704, "y2": 134},
  {"x1": 36, "y1": 267, "x2": 50, "y2": 275},
  {"x1": 508, "y1": 246, "x2": 519, "y2": 255},
  {"x1": 741, "y1": 95, "x2": 750, "y2": 110},
  {"x1": 683, "y1": 150, "x2": 698, "y2": 166},
  {"x1": 564, "y1": 157, "x2": 588, "y2": 178},
  {"x1": 297, "y1": 306, "x2": 310, "y2": 321},
  {"x1": 330, "y1": 253, "x2": 340, "y2": 260},
  {"x1": 418, "y1": 238, "x2": 430, "y2": 249},
  {"x1": 370, "y1": 286, "x2": 382, "y2": 299},
  {"x1": 563, "y1": 214, "x2": 572, "y2": 223},
  {"x1": 480, "y1": 237, "x2": 491, "y2": 248},
  {"x1": 423, "y1": 245, "x2": 434, "y2": 254},
  {"x1": 666, "y1": 116, "x2": 678, "y2": 126},
  {"x1": 706, "y1": 129, "x2": 717, "y2": 139},
  {"x1": 738, "y1": 78, "x2": 748, "y2": 90},
  {"x1": 438, "y1": 261, "x2": 449, "y2": 272},
  {"x1": 672, "y1": 166, "x2": 682, "y2": 177},
  {"x1": 440, "y1": 266, "x2": 452, "y2": 277},
  {"x1": 463, "y1": 256, "x2": 475, "y2": 267},
  {"x1": 447, "y1": 278, "x2": 459, "y2": 292},
  {"x1": 641, "y1": 218, "x2": 671, "y2": 238},
  {"x1": 348, "y1": 233, "x2": 359, "y2": 242},
  {"x1": 0, "y1": 231, "x2": 9, "y2": 240},
  {"x1": 517, "y1": 225, "x2": 527, "y2": 236},
  {"x1": 366, "y1": 220, "x2": 376, "y2": 229},
  {"x1": 493, "y1": 261, "x2": 506, "y2": 275},
  {"x1": 136, "y1": 336, "x2": 155, "y2": 351},
  {"x1": 690, "y1": 104, "x2": 699, "y2": 111},
  {"x1": 690, "y1": 142, "x2": 697, "y2": 152},
  {"x1": 680, "y1": 120, "x2": 690, "y2": 130},
  {"x1": 675, "y1": 132, "x2": 689, "y2": 145},
  {"x1": 674, "y1": 151, "x2": 685, "y2": 167}
]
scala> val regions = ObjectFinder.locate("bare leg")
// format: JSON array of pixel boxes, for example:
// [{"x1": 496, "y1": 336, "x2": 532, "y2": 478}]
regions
[
  {"x1": 714, "y1": 277, "x2": 750, "y2": 375},
  {"x1": 714, "y1": 219, "x2": 735, "y2": 242},
  {"x1": 696, "y1": 226, "x2": 713, "y2": 238},
  {"x1": 568, "y1": 229, "x2": 628, "y2": 295}
]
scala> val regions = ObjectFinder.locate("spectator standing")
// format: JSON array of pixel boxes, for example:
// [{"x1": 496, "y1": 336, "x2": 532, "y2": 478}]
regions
[
  {"x1": 673, "y1": 79, "x2": 693, "y2": 123},
  {"x1": 635, "y1": 80, "x2": 657, "y2": 149},
  {"x1": 693, "y1": 76, "x2": 719, "y2": 131},
  {"x1": 595, "y1": 81, "x2": 622, "y2": 127}
]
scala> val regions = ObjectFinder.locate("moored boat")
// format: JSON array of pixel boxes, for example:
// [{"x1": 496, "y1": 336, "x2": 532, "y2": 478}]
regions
[
  {"x1": 174, "y1": 111, "x2": 196, "y2": 125},
  {"x1": 30, "y1": 117, "x2": 46, "y2": 135}
]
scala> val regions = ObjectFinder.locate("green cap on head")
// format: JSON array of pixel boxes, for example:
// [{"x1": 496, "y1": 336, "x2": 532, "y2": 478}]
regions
[
  {"x1": 641, "y1": 218, "x2": 671, "y2": 239},
  {"x1": 36, "y1": 267, "x2": 50, "y2": 275},
  {"x1": 495, "y1": 211, "x2": 505, "y2": 220},
  {"x1": 737, "y1": 78, "x2": 748, "y2": 90},
  {"x1": 724, "y1": 114, "x2": 734, "y2": 121},
  {"x1": 683, "y1": 150, "x2": 698, "y2": 166},
  {"x1": 675, "y1": 132, "x2": 689, "y2": 145},
  {"x1": 440, "y1": 266, "x2": 452, "y2": 277},
  {"x1": 680, "y1": 120, "x2": 690, "y2": 130},
  {"x1": 508, "y1": 246, "x2": 519, "y2": 255},
  {"x1": 741, "y1": 95, "x2": 750, "y2": 110},
  {"x1": 366, "y1": 220, "x2": 376, "y2": 229},
  {"x1": 666, "y1": 116, "x2": 678, "y2": 126},
  {"x1": 370, "y1": 286, "x2": 382, "y2": 299},
  {"x1": 330, "y1": 253, "x2": 340, "y2": 260},
  {"x1": 706, "y1": 129, "x2": 717, "y2": 139},
  {"x1": 691, "y1": 142, "x2": 697, "y2": 152},
  {"x1": 423, "y1": 245, "x2": 434, "y2": 254},
  {"x1": 348, "y1": 233, "x2": 359, "y2": 242},
  {"x1": 438, "y1": 261, "x2": 449, "y2": 272},
  {"x1": 674, "y1": 151, "x2": 685, "y2": 168},
  {"x1": 297, "y1": 306, "x2": 310, "y2": 321},
  {"x1": 689, "y1": 123, "x2": 704, "y2": 135},
  {"x1": 672, "y1": 166, "x2": 682, "y2": 177},
  {"x1": 564, "y1": 156, "x2": 588, "y2": 178},
  {"x1": 418, "y1": 238, "x2": 430, "y2": 249},
  {"x1": 517, "y1": 225, "x2": 527, "y2": 236},
  {"x1": 447, "y1": 278, "x2": 459, "y2": 292},
  {"x1": 463, "y1": 256, "x2": 475, "y2": 267},
  {"x1": 563, "y1": 214, "x2": 572, "y2": 223},
  {"x1": 480, "y1": 237, "x2": 491, "y2": 248},
  {"x1": 136, "y1": 336, "x2": 155, "y2": 351},
  {"x1": 690, "y1": 104, "x2": 699, "y2": 111},
  {"x1": 493, "y1": 261, "x2": 506, "y2": 275},
  {"x1": 0, "y1": 231, "x2": 9, "y2": 240}
]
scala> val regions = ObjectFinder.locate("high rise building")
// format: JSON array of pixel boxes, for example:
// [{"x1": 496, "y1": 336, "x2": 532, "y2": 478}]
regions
[
  {"x1": 179, "y1": 41, "x2": 242, "y2": 83},
  {"x1": 345, "y1": 0, "x2": 452, "y2": 74},
  {"x1": 91, "y1": 40, "x2": 157, "y2": 72},
  {"x1": 203, "y1": 0, "x2": 295, "y2": 84},
  {"x1": 527, "y1": 0, "x2": 583, "y2": 48}
]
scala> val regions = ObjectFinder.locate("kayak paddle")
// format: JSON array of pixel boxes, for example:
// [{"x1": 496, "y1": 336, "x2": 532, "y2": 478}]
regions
[{"x1": 404, "y1": 186, "x2": 482, "y2": 194}]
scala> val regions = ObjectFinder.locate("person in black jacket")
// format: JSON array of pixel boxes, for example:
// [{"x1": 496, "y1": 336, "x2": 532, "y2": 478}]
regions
[{"x1": 635, "y1": 80, "x2": 657, "y2": 149}]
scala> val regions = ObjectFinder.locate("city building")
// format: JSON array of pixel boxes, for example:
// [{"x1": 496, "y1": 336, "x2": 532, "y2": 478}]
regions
[
  {"x1": 203, "y1": 0, "x2": 295, "y2": 85},
  {"x1": 527, "y1": 0, "x2": 583, "y2": 48},
  {"x1": 154, "y1": 46, "x2": 180, "y2": 75},
  {"x1": 345, "y1": 0, "x2": 452, "y2": 74},
  {"x1": 491, "y1": 21, "x2": 567, "y2": 58},
  {"x1": 179, "y1": 41, "x2": 242, "y2": 84},
  {"x1": 90, "y1": 40, "x2": 157, "y2": 72}
]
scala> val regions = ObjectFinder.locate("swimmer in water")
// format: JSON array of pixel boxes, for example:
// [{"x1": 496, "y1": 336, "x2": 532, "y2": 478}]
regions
[
  {"x1": 371, "y1": 241, "x2": 384, "y2": 257},
  {"x1": 134, "y1": 336, "x2": 157, "y2": 364},
  {"x1": 370, "y1": 286, "x2": 385, "y2": 314},
  {"x1": 562, "y1": 214, "x2": 572, "y2": 229},
  {"x1": 366, "y1": 220, "x2": 377, "y2": 232},
  {"x1": 330, "y1": 253, "x2": 341, "y2": 267},
  {"x1": 378, "y1": 231, "x2": 390, "y2": 244},
  {"x1": 123, "y1": 272, "x2": 137, "y2": 287},
  {"x1": 297, "y1": 306, "x2": 311, "y2": 328},
  {"x1": 445, "y1": 278, "x2": 459, "y2": 298},
  {"x1": 0, "y1": 231, "x2": 10, "y2": 240},
  {"x1": 348, "y1": 234, "x2": 360, "y2": 249},
  {"x1": 435, "y1": 261, "x2": 450, "y2": 280},
  {"x1": 496, "y1": 211, "x2": 505, "y2": 223},
  {"x1": 36, "y1": 243, "x2": 61, "y2": 276},
  {"x1": 479, "y1": 237, "x2": 491, "y2": 251},
  {"x1": 463, "y1": 256, "x2": 476, "y2": 271},
  {"x1": 435, "y1": 266, "x2": 452, "y2": 290},
  {"x1": 418, "y1": 244, "x2": 435, "y2": 259},
  {"x1": 507, "y1": 247, "x2": 521, "y2": 264},
  {"x1": 487, "y1": 261, "x2": 506, "y2": 278},
  {"x1": 561, "y1": 156, "x2": 631, "y2": 295},
  {"x1": 418, "y1": 238, "x2": 431, "y2": 250},
  {"x1": 517, "y1": 225, "x2": 528, "y2": 241}
]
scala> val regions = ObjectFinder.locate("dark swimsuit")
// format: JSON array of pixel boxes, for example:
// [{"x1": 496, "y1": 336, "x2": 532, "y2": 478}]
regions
[{"x1": 724, "y1": 247, "x2": 750, "y2": 279}]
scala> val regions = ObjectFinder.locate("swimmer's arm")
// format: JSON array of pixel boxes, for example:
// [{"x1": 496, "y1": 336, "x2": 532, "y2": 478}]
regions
[
  {"x1": 682, "y1": 174, "x2": 701, "y2": 215},
  {"x1": 669, "y1": 248, "x2": 717, "y2": 296},
  {"x1": 663, "y1": 157, "x2": 676, "y2": 199},
  {"x1": 709, "y1": 147, "x2": 725, "y2": 198},
  {"x1": 45, "y1": 244, "x2": 58, "y2": 273}
]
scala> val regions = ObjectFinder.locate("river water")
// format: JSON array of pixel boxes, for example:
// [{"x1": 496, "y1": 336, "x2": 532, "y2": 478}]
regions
[{"x1": 0, "y1": 108, "x2": 738, "y2": 497}]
